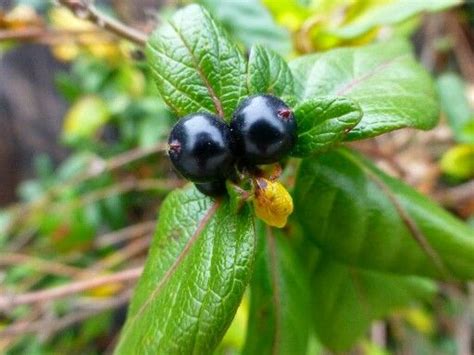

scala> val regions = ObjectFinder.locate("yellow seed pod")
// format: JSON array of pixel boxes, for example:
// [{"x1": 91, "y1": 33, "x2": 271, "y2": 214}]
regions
[{"x1": 253, "y1": 178, "x2": 293, "y2": 228}]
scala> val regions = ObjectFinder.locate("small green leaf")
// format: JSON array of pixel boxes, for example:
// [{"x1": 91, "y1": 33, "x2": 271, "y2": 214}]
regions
[
  {"x1": 437, "y1": 73, "x2": 474, "y2": 143},
  {"x1": 198, "y1": 0, "x2": 291, "y2": 55},
  {"x1": 440, "y1": 144, "x2": 474, "y2": 180},
  {"x1": 244, "y1": 223, "x2": 310, "y2": 355},
  {"x1": 291, "y1": 96, "x2": 363, "y2": 157},
  {"x1": 115, "y1": 186, "x2": 256, "y2": 354},
  {"x1": 312, "y1": 256, "x2": 436, "y2": 352},
  {"x1": 62, "y1": 95, "x2": 110, "y2": 143},
  {"x1": 247, "y1": 45, "x2": 294, "y2": 97},
  {"x1": 146, "y1": 4, "x2": 247, "y2": 120},
  {"x1": 289, "y1": 39, "x2": 439, "y2": 140},
  {"x1": 295, "y1": 148, "x2": 474, "y2": 280}
]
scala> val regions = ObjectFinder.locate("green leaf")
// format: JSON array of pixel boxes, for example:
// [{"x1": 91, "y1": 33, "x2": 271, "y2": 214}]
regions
[
  {"x1": 115, "y1": 185, "x2": 256, "y2": 354},
  {"x1": 291, "y1": 96, "x2": 363, "y2": 157},
  {"x1": 294, "y1": 148, "x2": 474, "y2": 280},
  {"x1": 198, "y1": 0, "x2": 291, "y2": 55},
  {"x1": 146, "y1": 4, "x2": 247, "y2": 120},
  {"x1": 437, "y1": 73, "x2": 474, "y2": 143},
  {"x1": 247, "y1": 45, "x2": 294, "y2": 97},
  {"x1": 332, "y1": 0, "x2": 462, "y2": 39},
  {"x1": 312, "y1": 256, "x2": 436, "y2": 352},
  {"x1": 440, "y1": 144, "x2": 474, "y2": 180},
  {"x1": 244, "y1": 223, "x2": 310, "y2": 355},
  {"x1": 62, "y1": 95, "x2": 111, "y2": 143},
  {"x1": 289, "y1": 39, "x2": 439, "y2": 140}
]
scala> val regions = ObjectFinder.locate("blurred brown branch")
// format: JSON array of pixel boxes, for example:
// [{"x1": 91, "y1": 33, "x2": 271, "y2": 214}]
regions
[
  {"x1": 95, "y1": 220, "x2": 156, "y2": 248},
  {"x1": 5, "y1": 143, "x2": 166, "y2": 237},
  {"x1": 0, "y1": 27, "x2": 106, "y2": 44},
  {"x1": 92, "y1": 236, "x2": 151, "y2": 271},
  {"x1": 57, "y1": 0, "x2": 148, "y2": 46},
  {"x1": 0, "y1": 253, "x2": 83, "y2": 277},
  {"x1": 0, "y1": 290, "x2": 132, "y2": 338},
  {"x1": 0, "y1": 267, "x2": 142, "y2": 311}
]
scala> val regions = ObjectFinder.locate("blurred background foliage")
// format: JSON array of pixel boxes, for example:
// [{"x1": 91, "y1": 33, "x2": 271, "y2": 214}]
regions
[{"x1": 0, "y1": 0, "x2": 473, "y2": 354}]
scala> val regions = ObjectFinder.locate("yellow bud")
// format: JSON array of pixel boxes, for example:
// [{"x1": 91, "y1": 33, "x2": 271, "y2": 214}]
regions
[{"x1": 253, "y1": 178, "x2": 293, "y2": 228}]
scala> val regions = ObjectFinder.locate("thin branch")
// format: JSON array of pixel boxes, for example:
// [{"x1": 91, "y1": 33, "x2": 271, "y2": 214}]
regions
[
  {"x1": 95, "y1": 220, "x2": 156, "y2": 248},
  {"x1": 433, "y1": 180, "x2": 474, "y2": 208},
  {"x1": 0, "y1": 253, "x2": 83, "y2": 278},
  {"x1": 92, "y1": 236, "x2": 151, "y2": 270},
  {"x1": 0, "y1": 267, "x2": 142, "y2": 311},
  {"x1": 0, "y1": 307, "x2": 43, "y2": 350},
  {"x1": 0, "y1": 28, "x2": 107, "y2": 44},
  {"x1": 6, "y1": 144, "x2": 165, "y2": 225},
  {"x1": 4, "y1": 143, "x2": 166, "y2": 237},
  {"x1": 0, "y1": 291, "x2": 132, "y2": 338},
  {"x1": 72, "y1": 178, "x2": 180, "y2": 208},
  {"x1": 57, "y1": 0, "x2": 148, "y2": 46}
]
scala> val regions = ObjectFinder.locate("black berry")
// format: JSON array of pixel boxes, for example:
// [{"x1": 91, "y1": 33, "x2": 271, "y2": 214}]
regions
[
  {"x1": 195, "y1": 180, "x2": 227, "y2": 197},
  {"x1": 230, "y1": 95, "x2": 296, "y2": 165},
  {"x1": 167, "y1": 113, "x2": 234, "y2": 182}
]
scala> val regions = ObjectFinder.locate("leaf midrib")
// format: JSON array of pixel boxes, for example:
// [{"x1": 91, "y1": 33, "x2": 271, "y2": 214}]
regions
[
  {"x1": 168, "y1": 21, "x2": 225, "y2": 118},
  {"x1": 120, "y1": 200, "x2": 221, "y2": 341},
  {"x1": 339, "y1": 149, "x2": 454, "y2": 281},
  {"x1": 335, "y1": 54, "x2": 409, "y2": 96}
]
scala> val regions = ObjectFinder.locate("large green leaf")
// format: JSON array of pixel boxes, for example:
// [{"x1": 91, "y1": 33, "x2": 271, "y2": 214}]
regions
[
  {"x1": 146, "y1": 4, "x2": 247, "y2": 119},
  {"x1": 332, "y1": 0, "x2": 462, "y2": 39},
  {"x1": 291, "y1": 96, "x2": 362, "y2": 157},
  {"x1": 312, "y1": 256, "x2": 436, "y2": 352},
  {"x1": 199, "y1": 0, "x2": 291, "y2": 55},
  {"x1": 243, "y1": 223, "x2": 310, "y2": 355},
  {"x1": 115, "y1": 186, "x2": 256, "y2": 354},
  {"x1": 289, "y1": 40, "x2": 439, "y2": 140},
  {"x1": 247, "y1": 45, "x2": 294, "y2": 97},
  {"x1": 294, "y1": 148, "x2": 474, "y2": 280}
]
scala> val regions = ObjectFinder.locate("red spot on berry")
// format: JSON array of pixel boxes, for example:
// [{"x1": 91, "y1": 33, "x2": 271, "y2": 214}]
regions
[
  {"x1": 168, "y1": 140, "x2": 181, "y2": 154},
  {"x1": 277, "y1": 108, "x2": 292, "y2": 120}
]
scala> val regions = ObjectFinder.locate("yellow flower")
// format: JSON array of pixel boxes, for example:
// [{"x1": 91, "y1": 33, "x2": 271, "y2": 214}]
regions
[{"x1": 253, "y1": 178, "x2": 293, "y2": 228}]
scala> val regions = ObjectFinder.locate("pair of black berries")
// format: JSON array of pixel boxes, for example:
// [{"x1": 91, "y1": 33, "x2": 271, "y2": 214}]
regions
[{"x1": 167, "y1": 94, "x2": 297, "y2": 197}]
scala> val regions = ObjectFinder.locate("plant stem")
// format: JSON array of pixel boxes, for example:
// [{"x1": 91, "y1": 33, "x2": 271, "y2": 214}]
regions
[
  {"x1": 57, "y1": 0, "x2": 148, "y2": 46},
  {"x1": 0, "y1": 267, "x2": 142, "y2": 310},
  {"x1": 0, "y1": 291, "x2": 132, "y2": 338}
]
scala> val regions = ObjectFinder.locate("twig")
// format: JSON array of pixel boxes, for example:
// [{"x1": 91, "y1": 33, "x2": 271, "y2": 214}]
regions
[
  {"x1": 0, "y1": 267, "x2": 142, "y2": 311},
  {"x1": 0, "y1": 290, "x2": 132, "y2": 338},
  {"x1": 0, "y1": 28, "x2": 108, "y2": 44},
  {"x1": 57, "y1": 0, "x2": 148, "y2": 46},
  {"x1": 0, "y1": 307, "x2": 43, "y2": 350},
  {"x1": 433, "y1": 180, "x2": 474, "y2": 208},
  {"x1": 4, "y1": 143, "x2": 166, "y2": 237},
  {"x1": 92, "y1": 236, "x2": 151, "y2": 270},
  {"x1": 0, "y1": 253, "x2": 83, "y2": 278},
  {"x1": 95, "y1": 220, "x2": 156, "y2": 248},
  {"x1": 72, "y1": 178, "x2": 180, "y2": 208}
]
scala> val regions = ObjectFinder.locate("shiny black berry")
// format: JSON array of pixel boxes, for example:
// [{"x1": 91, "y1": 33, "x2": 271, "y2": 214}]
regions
[
  {"x1": 230, "y1": 95, "x2": 296, "y2": 165},
  {"x1": 195, "y1": 180, "x2": 227, "y2": 197},
  {"x1": 167, "y1": 113, "x2": 234, "y2": 182}
]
